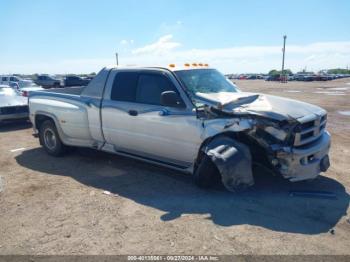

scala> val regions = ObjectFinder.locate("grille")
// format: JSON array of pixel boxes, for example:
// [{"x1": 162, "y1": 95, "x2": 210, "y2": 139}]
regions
[
  {"x1": 294, "y1": 114, "x2": 327, "y2": 147},
  {"x1": 0, "y1": 105, "x2": 28, "y2": 115}
]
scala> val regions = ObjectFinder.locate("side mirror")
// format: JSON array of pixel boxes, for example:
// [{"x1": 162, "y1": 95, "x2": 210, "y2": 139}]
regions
[{"x1": 160, "y1": 91, "x2": 184, "y2": 108}]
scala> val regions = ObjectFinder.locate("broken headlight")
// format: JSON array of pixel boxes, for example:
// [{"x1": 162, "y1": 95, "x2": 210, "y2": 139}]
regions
[{"x1": 264, "y1": 126, "x2": 287, "y2": 141}]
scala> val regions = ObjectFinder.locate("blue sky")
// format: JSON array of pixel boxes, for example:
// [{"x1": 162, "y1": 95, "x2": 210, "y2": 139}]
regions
[{"x1": 1, "y1": 0, "x2": 350, "y2": 74}]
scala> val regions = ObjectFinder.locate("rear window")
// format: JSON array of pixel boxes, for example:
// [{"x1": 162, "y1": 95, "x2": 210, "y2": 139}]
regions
[{"x1": 111, "y1": 72, "x2": 138, "y2": 102}]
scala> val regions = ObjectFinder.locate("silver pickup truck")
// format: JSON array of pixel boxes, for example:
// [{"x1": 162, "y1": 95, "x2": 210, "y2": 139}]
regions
[{"x1": 29, "y1": 66, "x2": 331, "y2": 191}]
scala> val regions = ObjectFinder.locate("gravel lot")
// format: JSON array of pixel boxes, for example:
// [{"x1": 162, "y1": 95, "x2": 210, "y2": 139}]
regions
[{"x1": 0, "y1": 79, "x2": 349, "y2": 255}]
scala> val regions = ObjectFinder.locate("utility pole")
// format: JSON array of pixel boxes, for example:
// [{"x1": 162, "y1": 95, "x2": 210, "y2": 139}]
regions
[
  {"x1": 115, "y1": 52, "x2": 119, "y2": 66},
  {"x1": 281, "y1": 35, "x2": 287, "y2": 82}
]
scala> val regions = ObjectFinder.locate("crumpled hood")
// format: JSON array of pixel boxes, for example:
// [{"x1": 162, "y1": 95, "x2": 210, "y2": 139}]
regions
[
  {"x1": 0, "y1": 94, "x2": 27, "y2": 107},
  {"x1": 196, "y1": 91, "x2": 326, "y2": 121}
]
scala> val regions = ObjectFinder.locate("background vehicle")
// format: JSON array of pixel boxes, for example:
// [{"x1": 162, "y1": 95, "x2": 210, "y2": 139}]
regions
[
  {"x1": 246, "y1": 75, "x2": 258, "y2": 80},
  {"x1": 238, "y1": 75, "x2": 247, "y2": 80},
  {"x1": 34, "y1": 75, "x2": 61, "y2": 88},
  {"x1": 294, "y1": 73, "x2": 316, "y2": 81},
  {"x1": 0, "y1": 85, "x2": 29, "y2": 122},
  {"x1": 315, "y1": 75, "x2": 335, "y2": 81},
  {"x1": 63, "y1": 75, "x2": 90, "y2": 87},
  {"x1": 9, "y1": 81, "x2": 44, "y2": 97},
  {"x1": 29, "y1": 66, "x2": 331, "y2": 192},
  {"x1": 265, "y1": 75, "x2": 281, "y2": 81},
  {"x1": 0, "y1": 75, "x2": 33, "y2": 87}
]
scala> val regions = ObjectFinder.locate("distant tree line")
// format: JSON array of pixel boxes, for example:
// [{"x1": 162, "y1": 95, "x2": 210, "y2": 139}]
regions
[
  {"x1": 327, "y1": 68, "x2": 350, "y2": 74},
  {"x1": 268, "y1": 69, "x2": 293, "y2": 76}
]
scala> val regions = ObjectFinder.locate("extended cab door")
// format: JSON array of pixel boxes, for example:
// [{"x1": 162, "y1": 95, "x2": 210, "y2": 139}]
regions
[{"x1": 101, "y1": 69, "x2": 203, "y2": 168}]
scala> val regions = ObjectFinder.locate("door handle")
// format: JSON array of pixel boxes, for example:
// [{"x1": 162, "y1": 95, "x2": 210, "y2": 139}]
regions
[{"x1": 128, "y1": 110, "x2": 138, "y2": 116}]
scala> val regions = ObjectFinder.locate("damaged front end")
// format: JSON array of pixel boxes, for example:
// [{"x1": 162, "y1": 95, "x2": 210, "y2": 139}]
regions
[{"x1": 195, "y1": 92, "x2": 331, "y2": 192}]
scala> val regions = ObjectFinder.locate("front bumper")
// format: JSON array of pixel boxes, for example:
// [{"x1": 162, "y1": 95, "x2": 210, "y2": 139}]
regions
[{"x1": 275, "y1": 131, "x2": 331, "y2": 182}]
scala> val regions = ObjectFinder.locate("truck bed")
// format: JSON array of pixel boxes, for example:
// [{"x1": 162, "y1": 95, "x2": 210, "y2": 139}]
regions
[{"x1": 43, "y1": 86, "x2": 85, "y2": 96}]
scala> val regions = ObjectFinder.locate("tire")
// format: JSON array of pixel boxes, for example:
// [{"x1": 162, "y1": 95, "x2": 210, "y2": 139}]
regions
[
  {"x1": 39, "y1": 120, "x2": 66, "y2": 156},
  {"x1": 193, "y1": 156, "x2": 221, "y2": 188}
]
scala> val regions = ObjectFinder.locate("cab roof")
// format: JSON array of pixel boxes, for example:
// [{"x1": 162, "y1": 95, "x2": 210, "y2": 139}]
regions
[{"x1": 104, "y1": 63, "x2": 211, "y2": 72}]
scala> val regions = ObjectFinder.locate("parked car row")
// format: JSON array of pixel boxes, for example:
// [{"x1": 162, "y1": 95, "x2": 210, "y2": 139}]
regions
[
  {"x1": 34, "y1": 74, "x2": 93, "y2": 88},
  {"x1": 291, "y1": 73, "x2": 350, "y2": 81},
  {"x1": 226, "y1": 74, "x2": 265, "y2": 80},
  {"x1": 0, "y1": 76, "x2": 44, "y2": 96},
  {"x1": 0, "y1": 75, "x2": 33, "y2": 87},
  {"x1": 226, "y1": 73, "x2": 350, "y2": 82},
  {"x1": 0, "y1": 74, "x2": 94, "y2": 89}
]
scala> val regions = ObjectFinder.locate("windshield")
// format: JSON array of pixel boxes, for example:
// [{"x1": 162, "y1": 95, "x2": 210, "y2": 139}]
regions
[{"x1": 174, "y1": 69, "x2": 239, "y2": 96}]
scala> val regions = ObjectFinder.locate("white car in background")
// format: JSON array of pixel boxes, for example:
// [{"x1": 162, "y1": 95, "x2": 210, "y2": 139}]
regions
[
  {"x1": 0, "y1": 85, "x2": 29, "y2": 123},
  {"x1": 0, "y1": 75, "x2": 32, "y2": 87},
  {"x1": 9, "y1": 81, "x2": 44, "y2": 97}
]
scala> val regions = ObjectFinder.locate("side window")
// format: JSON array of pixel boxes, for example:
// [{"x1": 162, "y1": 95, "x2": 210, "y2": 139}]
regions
[
  {"x1": 2, "y1": 77, "x2": 8, "y2": 81},
  {"x1": 111, "y1": 72, "x2": 138, "y2": 102},
  {"x1": 136, "y1": 74, "x2": 177, "y2": 105}
]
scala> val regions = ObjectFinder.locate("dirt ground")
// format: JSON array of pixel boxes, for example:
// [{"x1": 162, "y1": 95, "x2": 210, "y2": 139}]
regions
[{"x1": 0, "y1": 79, "x2": 350, "y2": 255}]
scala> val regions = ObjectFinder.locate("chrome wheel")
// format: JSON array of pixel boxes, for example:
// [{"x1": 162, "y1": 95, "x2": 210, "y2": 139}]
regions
[{"x1": 44, "y1": 128, "x2": 57, "y2": 151}]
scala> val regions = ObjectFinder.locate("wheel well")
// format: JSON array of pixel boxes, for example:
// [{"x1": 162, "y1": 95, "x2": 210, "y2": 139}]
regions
[
  {"x1": 35, "y1": 114, "x2": 54, "y2": 131},
  {"x1": 194, "y1": 131, "x2": 267, "y2": 171},
  {"x1": 194, "y1": 132, "x2": 239, "y2": 171}
]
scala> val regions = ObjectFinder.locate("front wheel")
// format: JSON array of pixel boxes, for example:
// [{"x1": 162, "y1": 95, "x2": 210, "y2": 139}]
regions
[
  {"x1": 39, "y1": 120, "x2": 66, "y2": 156},
  {"x1": 193, "y1": 156, "x2": 221, "y2": 188}
]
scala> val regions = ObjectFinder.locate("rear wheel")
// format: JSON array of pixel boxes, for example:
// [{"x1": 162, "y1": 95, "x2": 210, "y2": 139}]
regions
[{"x1": 39, "y1": 120, "x2": 66, "y2": 156}]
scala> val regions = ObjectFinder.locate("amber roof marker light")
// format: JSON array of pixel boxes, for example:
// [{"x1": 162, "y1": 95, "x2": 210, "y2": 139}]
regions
[{"x1": 168, "y1": 64, "x2": 176, "y2": 68}]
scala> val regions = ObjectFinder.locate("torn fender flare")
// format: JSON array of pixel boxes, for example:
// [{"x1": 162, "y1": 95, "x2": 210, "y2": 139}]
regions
[{"x1": 203, "y1": 136, "x2": 254, "y2": 192}]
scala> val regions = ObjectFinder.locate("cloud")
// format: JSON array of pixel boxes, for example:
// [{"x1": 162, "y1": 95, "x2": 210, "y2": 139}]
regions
[
  {"x1": 120, "y1": 39, "x2": 134, "y2": 45},
  {"x1": 126, "y1": 40, "x2": 350, "y2": 73},
  {"x1": 132, "y1": 35, "x2": 181, "y2": 55}
]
